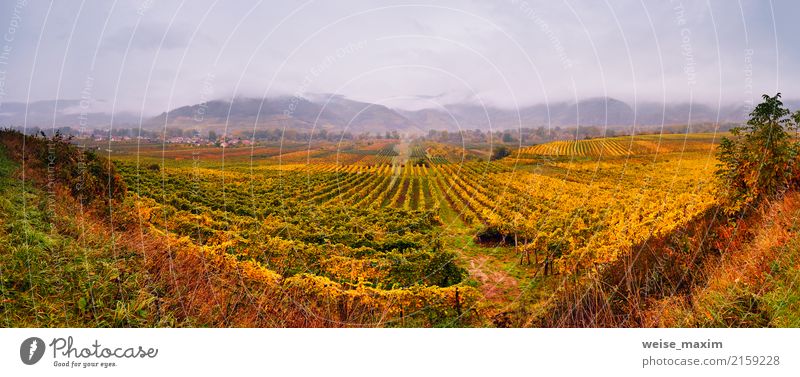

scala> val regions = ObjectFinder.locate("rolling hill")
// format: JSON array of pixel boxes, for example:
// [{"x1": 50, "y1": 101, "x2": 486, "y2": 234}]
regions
[{"x1": 5, "y1": 96, "x2": 799, "y2": 135}]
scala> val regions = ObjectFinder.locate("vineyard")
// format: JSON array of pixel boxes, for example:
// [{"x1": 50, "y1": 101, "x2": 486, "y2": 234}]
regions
[
  {"x1": 110, "y1": 134, "x2": 720, "y2": 314},
  {"x1": 1, "y1": 130, "x2": 727, "y2": 327},
  {"x1": 518, "y1": 138, "x2": 632, "y2": 157},
  {"x1": 516, "y1": 133, "x2": 722, "y2": 158}
]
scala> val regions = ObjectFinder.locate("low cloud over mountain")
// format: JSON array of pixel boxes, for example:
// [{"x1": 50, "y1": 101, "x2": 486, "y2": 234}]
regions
[
  {"x1": 148, "y1": 95, "x2": 789, "y2": 134},
  {"x1": 5, "y1": 96, "x2": 798, "y2": 135}
]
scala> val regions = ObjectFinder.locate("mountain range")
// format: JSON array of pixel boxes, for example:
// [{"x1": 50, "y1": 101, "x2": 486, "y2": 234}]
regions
[
  {"x1": 0, "y1": 100, "x2": 140, "y2": 129},
  {"x1": 4, "y1": 95, "x2": 799, "y2": 134}
]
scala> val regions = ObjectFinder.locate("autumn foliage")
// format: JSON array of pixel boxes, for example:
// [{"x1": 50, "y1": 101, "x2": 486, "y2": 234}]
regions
[{"x1": 717, "y1": 93, "x2": 800, "y2": 213}]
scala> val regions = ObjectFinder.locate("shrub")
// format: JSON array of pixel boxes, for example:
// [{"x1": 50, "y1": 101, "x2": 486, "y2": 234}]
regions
[
  {"x1": 716, "y1": 93, "x2": 800, "y2": 213},
  {"x1": 491, "y1": 145, "x2": 511, "y2": 160}
]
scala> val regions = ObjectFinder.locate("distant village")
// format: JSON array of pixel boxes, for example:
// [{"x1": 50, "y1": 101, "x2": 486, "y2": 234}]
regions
[
  {"x1": 4, "y1": 125, "x2": 406, "y2": 147},
  {"x1": 5, "y1": 121, "x2": 736, "y2": 149},
  {"x1": 5, "y1": 126, "x2": 251, "y2": 147}
]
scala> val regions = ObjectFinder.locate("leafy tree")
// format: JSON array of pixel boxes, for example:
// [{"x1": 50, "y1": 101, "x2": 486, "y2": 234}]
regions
[
  {"x1": 491, "y1": 145, "x2": 511, "y2": 160},
  {"x1": 716, "y1": 93, "x2": 800, "y2": 213}
]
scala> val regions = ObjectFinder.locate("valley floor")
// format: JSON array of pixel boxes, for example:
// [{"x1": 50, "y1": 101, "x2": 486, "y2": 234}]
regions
[{"x1": 2, "y1": 131, "x2": 799, "y2": 327}]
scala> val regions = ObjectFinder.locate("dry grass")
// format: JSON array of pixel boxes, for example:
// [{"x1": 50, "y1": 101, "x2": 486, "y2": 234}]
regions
[{"x1": 535, "y1": 192, "x2": 800, "y2": 327}]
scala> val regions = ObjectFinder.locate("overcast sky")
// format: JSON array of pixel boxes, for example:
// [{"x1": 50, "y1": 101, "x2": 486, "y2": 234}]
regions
[{"x1": 0, "y1": 0, "x2": 797, "y2": 114}]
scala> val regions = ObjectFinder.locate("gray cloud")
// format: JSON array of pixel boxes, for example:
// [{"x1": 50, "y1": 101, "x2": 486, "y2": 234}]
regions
[
  {"x1": 101, "y1": 22, "x2": 192, "y2": 51},
  {"x1": 0, "y1": 0, "x2": 797, "y2": 117}
]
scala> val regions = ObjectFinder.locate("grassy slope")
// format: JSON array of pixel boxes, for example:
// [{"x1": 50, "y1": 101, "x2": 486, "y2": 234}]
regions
[
  {"x1": 537, "y1": 190, "x2": 800, "y2": 327},
  {"x1": 0, "y1": 144, "x2": 163, "y2": 327},
  {"x1": 652, "y1": 193, "x2": 800, "y2": 327}
]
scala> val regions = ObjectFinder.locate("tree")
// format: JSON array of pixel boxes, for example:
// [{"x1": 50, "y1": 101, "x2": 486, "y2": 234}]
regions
[
  {"x1": 208, "y1": 130, "x2": 218, "y2": 142},
  {"x1": 166, "y1": 127, "x2": 183, "y2": 137},
  {"x1": 491, "y1": 145, "x2": 511, "y2": 160},
  {"x1": 716, "y1": 93, "x2": 800, "y2": 213}
]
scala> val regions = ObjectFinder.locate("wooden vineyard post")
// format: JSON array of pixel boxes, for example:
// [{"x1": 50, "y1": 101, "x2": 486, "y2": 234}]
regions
[
  {"x1": 338, "y1": 295, "x2": 348, "y2": 324},
  {"x1": 454, "y1": 287, "x2": 462, "y2": 316},
  {"x1": 524, "y1": 245, "x2": 531, "y2": 265}
]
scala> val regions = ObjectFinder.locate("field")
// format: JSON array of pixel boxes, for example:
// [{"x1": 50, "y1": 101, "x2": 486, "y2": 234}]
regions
[
  {"x1": 83, "y1": 133, "x2": 718, "y2": 323},
  {"x1": 11, "y1": 127, "x2": 800, "y2": 327},
  {"x1": 11, "y1": 128, "x2": 772, "y2": 326},
  {"x1": 516, "y1": 133, "x2": 722, "y2": 158}
]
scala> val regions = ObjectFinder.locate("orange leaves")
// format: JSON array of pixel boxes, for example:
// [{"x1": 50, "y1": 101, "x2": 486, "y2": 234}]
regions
[
  {"x1": 281, "y1": 273, "x2": 481, "y2": 325},
  {"x1": 519, "y1": 139, "x2": 632, "y2": 157},
  {"x1": 437, "y1": 152, "x2": 718, "y2": 273},
  {"x1": 517, "y1": 134, "x2": 719, "y2": 158},
  {"x1": 320, "y1": 255, "x2": 390, "y2": 284}
]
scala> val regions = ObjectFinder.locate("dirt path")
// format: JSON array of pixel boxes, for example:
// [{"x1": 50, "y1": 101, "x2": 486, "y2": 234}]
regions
[
  {"x1": 467, "y1": 255, "x2": 520, "y2": 301},
  {"x1": 443, "y1": 229, "x2": 521, "y2": 305},
  {"x1": 393, "y1": 140, "x2": 410, "y2": 165},
  {"x1": 422, "y1": 152, "x2": 525, "y2": 317},
  {"x1": 428, "y1": 163, "x2": 522, "y2": 307}
]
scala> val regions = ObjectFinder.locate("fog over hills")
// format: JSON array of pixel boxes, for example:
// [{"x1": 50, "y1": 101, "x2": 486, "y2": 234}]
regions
[
  {"x1": 155, "y1": 95, "x2": 765, "y2": 133},
  {"x1": 4, "y1": 96, "x2": 799, "y2": 135},
  {"x1": 0, "y1": 100, "x2": 140, "y2": 129}
]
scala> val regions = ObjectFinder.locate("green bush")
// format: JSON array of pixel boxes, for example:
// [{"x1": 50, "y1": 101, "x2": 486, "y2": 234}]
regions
[{"x1": 716, "y1": 93, "x2": 800, "y2": 213}]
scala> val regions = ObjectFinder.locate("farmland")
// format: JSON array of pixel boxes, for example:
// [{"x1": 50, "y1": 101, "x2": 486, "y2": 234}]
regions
[
  {"x1": 0, "y1": 127, "x2": 734, "y2": 327},
  {"x1": 88, "y1": 132, "x2": 718, "y2": 324}
]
